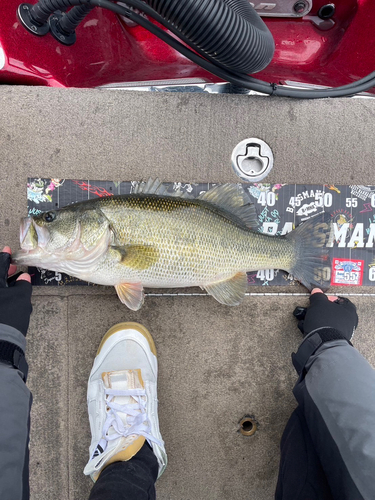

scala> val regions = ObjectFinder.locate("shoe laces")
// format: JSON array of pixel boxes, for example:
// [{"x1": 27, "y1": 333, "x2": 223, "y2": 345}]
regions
[{"x1": 92, "y1": 387, "x2": 163, "y2": 458}]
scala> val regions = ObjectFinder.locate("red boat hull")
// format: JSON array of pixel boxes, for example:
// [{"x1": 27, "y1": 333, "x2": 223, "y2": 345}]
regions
[{"x1": 0, "y1": 0, "x2": 374, "y2": 91}]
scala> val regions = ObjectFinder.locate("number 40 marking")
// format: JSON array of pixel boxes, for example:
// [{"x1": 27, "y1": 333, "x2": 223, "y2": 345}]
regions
[
  {"x1": 257, "y1": 269, "x2": 275, "y2": 281},
  {"x1": 257, "y1": 191, "x2": 276, "y2": 206}
]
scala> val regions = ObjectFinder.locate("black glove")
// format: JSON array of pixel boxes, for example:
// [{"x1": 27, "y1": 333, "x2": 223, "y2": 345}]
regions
[
  {"x1": 293, "y1": 292, "x2": 358, "y2": 342},
  {"x1": 0, "y1": 252, "x2": 32, "y2": 336}
]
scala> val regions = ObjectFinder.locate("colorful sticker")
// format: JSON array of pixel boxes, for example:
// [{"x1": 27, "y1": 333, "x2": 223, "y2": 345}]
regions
[
  {"x1": 25, "y1": 180, "x2": 375, "y2": 287},
  {"x1": 331, "y1": 258, "x2": 364, "y2": 286}
]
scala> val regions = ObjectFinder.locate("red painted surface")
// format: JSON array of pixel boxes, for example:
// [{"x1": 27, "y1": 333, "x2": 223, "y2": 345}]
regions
[{"x1": 0, "y1": 0, "x2": 374, "y2": 92}]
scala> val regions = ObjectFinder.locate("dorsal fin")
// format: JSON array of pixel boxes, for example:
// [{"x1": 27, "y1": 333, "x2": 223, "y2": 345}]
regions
[
  {"x1": 133, "y1": 178, "x2": 168, "y2": 195},
  {"x1": 198, "y1": 184, "x2": 258, "y2": 230},
  {"x1": 133, "y1": 179, "x2": 258, "y2": 229},
  {"x1": 133, "y1": 178, "x2": 191, "y2": 199}
]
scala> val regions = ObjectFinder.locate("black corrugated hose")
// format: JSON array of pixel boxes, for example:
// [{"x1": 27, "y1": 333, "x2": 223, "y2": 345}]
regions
[
  {"x1": 59, "y1": 4, "x2": 94, "y2": 33},
  {"x1": 144, "y1": 0, "x2": 275, "y2": 74},
  {"x1": 25, "y1": 0, "x2": 375, "y2": 98},
  {"x1": 29, "y1": 0, "x2": 274, "y2": 74}
]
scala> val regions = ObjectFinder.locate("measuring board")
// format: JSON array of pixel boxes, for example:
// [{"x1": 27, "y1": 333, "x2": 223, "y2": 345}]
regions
[{"x1": 25, "y1": 179, "x2": 375, "y2": 288}]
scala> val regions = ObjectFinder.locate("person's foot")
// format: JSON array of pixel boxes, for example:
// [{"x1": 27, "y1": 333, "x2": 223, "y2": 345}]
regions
[{"x1": 83, "y1": 322, "x2": 167, "y2": 482}]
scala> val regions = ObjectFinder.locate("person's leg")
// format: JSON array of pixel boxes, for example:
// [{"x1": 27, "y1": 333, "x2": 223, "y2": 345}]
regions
[
  {"x1": 0, "y1": 328, "x2": 32, "y2": 500},
  {"x1": 88, "y1": 443, "x2": 158, "y2": 500},
  {"x1": 276, "y1": 337, "x2": 375, "y2": 500},
  {"x1": 275, "y1": 406, "x2": 333, "y2": 500},
  {"x1": 84, "y1": 322, "x2": 167, "y2": 500},
  {"x1": 0, "y1": 250, "x2": 33, "y2": 500}
]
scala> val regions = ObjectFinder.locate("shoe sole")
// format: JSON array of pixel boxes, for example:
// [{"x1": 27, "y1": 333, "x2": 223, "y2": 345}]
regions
[{"x1": 96, "y1": 322, "x2": 157, "y2": 357}]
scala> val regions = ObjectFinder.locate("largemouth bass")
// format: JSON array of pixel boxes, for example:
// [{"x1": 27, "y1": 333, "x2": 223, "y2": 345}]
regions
[{"x1": 13, "y1": 180, "x2": 332, "y2": 310}]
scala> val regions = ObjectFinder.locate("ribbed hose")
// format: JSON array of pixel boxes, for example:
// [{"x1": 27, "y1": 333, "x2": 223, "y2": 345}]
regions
[
  {"x1": 30, "y1": 0, "x2": 82, "y2": 24},
  {"x1": 59, "y1": 4, "x2": 94, "y2": 33},
  {"x1": 144, "y1": 0, "x2": 275, "y2": 74},
  {"x1": 29, "y1": 0, "x2": 275, "y2": 74}
]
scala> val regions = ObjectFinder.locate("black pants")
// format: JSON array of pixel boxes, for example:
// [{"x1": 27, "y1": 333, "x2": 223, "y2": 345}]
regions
[
  {"x1": 275, "y1": 407, "x2": 333, "y2": 500},
  {"x1": 88, "y1": 409, "x2": 333, "y2": 500},
  {"x1": 89, "y1": 341, "x2": 375, "y2": 500},
  {"x1": 4, "y1": 335, "x2": 375, "y2": 499},
  {"x1": 88, "y1": 443, "x2": 159, "y2": 500}
]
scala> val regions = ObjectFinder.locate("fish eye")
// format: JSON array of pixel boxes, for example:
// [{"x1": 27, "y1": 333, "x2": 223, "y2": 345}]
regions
[{"x1": 43, "y1": 211, "x2": 56, "y2": 223}]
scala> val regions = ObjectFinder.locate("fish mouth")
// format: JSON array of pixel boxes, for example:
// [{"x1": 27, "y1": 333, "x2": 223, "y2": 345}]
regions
[
  {"x1": 14, "y1": 217, "x2": 110, "y2": 276},
  {"x1": 13, "y1": 217, "x2": 50, "y2": 266},
  {"x1": 20, "y1": 217, "x2": 33, "y2": 249},
  {"x1": 19, "y1": 217, "x2": 50, "y2": 250}
]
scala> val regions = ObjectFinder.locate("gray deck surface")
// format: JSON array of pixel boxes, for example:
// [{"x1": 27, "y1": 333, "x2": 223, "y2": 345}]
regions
[{"x1": 1, "y1": 87, "x2": 375, "y2": 499}]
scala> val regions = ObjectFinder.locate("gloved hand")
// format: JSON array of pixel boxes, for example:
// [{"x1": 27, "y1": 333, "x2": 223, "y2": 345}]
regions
[
  {"x1": 0, "y1": 247, "x2": 32, "y2": 336},
  {"x1": 293, "y1": 288, "x2": 358, "y2": 342}
]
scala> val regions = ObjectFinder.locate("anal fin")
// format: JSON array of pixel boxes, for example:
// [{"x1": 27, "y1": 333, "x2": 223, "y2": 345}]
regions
[
  {"x1": 204, "y1": 272, "x2": 248, "y2": 306},
  {"x1": 115, "y1": 283, "x2": 144, "y2": 310}
]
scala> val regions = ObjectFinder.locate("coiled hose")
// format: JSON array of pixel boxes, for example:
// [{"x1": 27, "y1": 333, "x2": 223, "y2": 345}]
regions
[
  {"x1": 59, "y1": 4, "x2": 94, "y2": 34},
  {"x1": 143, "y1": 0, "x2": 275, "y2": 74},
  {"x1": 23, "y1": 0, "x2": 375, "y2": 97},
  {"x1": 29, "y1": 0, "x2": 275, "y2": 75}
]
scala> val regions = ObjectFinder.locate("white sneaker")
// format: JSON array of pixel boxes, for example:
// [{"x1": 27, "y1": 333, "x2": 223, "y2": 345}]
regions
[{"x1": 83, "y1": 322, "x2": 167, "y2": 482}]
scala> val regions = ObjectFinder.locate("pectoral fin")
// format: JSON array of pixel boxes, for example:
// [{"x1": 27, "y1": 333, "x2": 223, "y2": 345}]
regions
[
  {"x1": 111, "y1": 244, "x2": 159, "y2": 271},
  {"x1": 115, "y1": 283, "x2": 144, "y2": 310},
  {"x1": 204, "y1": 272, "x2": 248, "y2": 306}
]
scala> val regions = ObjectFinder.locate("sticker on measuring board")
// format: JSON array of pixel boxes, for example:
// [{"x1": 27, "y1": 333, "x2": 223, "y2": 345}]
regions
[
  {"x1": 331, "y1": 258, "x2": 364, "y2": 286},
  {"x1": 25, "y1": 179, "x2": 375, "y2": 287}
]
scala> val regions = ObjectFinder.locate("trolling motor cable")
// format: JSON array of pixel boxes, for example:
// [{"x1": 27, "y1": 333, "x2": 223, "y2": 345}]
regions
[{"x1": 17, "y1": 0, "x2": 375, "y2": 98}]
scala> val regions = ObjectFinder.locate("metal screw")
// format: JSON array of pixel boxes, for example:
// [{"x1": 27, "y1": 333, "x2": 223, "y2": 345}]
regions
[
  {"x1": 59, "y1": 34, "x2": 65, "y2": 41},
  {"x1": 23, "y1": 4, "x2": 28, "y2": 9},
  {"x1": 293, "y1": 1, "x2": 307, "y2": 14},
  {"x1": 31, "y1": 25, "x2": 37, "y2": 31}
]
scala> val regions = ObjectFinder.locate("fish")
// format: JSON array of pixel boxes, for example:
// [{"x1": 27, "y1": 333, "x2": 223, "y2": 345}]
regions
[{"x1": 13, "y1": 179, "x2": 333, "y2": 310}]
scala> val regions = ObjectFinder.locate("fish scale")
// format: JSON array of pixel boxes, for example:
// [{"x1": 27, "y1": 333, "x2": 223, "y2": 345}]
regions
[
  {"x1": 97, "y1": 195, "x2": 291, "y2": 286},
  {"x1": 13, "y1": 181, "x2": 332, "y2": 310}
]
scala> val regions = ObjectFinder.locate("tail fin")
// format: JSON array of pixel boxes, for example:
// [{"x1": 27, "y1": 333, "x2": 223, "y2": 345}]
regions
[{"x1": 286, "y1": 212, "x2": 333, "y2": 291}]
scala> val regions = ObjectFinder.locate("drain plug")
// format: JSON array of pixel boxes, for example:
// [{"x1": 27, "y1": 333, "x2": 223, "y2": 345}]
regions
[
  {"x1": 239, "y1": 415, "x2": 258, "y2": 436},
  {"x1": 231, "y1": 138, "x2": 274, "y2": 182}
]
